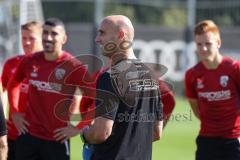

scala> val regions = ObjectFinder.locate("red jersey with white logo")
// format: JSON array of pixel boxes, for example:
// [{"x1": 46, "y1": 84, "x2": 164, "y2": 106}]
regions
[
  {"x1": 9, "y1": 51, "x2": 92, "y2": 141},
  {"x1": 1, "y1": 55, "x2": 29, "y2": 140},
  {"x1": 185, "y1": 57, "x2": 240, "y2": 138}
]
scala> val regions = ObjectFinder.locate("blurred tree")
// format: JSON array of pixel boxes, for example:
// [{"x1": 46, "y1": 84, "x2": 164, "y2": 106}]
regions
[
  {"x1": 196, "y1": 0, "x2": 240, "y2": 27},
  {"x1": 215, "y1": 14, "x2": 233, "y2": 26},
  {"x1": 41, "y1": 0, "x2": 240, "y2": 27},
  {"x1": 162, "y1": 7, "x2": 187, "y2": 29},
  {"x1": 42, "y1": 2, "x2": 94, "y2": 23},
  {"x1": 133, "y1": 5, "x2": 162, "y2": 25},
  {"x1": 104, "y1": 2, "x2": 135, "y2": 23}
]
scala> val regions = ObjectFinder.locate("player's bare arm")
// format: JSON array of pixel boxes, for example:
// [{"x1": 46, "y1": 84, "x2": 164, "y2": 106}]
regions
[
  {"x1": 0, "y1": 135, "x2": 7, "y2": 160},
  {"x1": 69, "y1": 87, "x2": 82, "y2": 122},
  {"x1": 7, "y1": 77, "x2": 29, "y2": 134},
  {"x1": 0, "y1": 102, "x2": 7, "y2": 160},
  {"x1": 187, "y1": 98, "x2": 200, "y2": 119},
  {"x1": 54, "y1": 87, "x2": 83, "y2": 142},
  {"x1": 0, "y1": 85, "x2": 8, "y2": 118},
  {"x1": 153, "y1": 120, "x2": 163, "y2": 141},
  {"x1": 83, "y1": 117, "x2": 113, "y2": 144}
]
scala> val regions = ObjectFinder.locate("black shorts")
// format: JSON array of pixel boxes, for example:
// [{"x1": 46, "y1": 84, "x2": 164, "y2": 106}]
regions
[
  {"x1": 7, "y1": 139, "x2": 16, "y2": 160},
  {"x1": 196, "y1": 135, "x2": 240, "y2": 160},
  {"x1": 15, "y1": 134, "x2": 70, "y2": 160}
]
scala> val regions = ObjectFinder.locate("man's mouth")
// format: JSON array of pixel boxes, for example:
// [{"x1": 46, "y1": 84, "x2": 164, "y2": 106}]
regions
[{"x1": 43, "y1": 41, "x2": 53, "y2": 46}]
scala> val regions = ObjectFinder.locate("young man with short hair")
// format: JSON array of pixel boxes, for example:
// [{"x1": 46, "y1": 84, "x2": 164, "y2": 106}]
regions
[
  {"x1": 1, "y1": 21, "x2": 43, "y2": 160},
  {"x1": 185, "y1": 20, "x2": 240, "y2": 160},
  {"x1": 7, "y1": 18, "x2": 91, "y2": 160}
]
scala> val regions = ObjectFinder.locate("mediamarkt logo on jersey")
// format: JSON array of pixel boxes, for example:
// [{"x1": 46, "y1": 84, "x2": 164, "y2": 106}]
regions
[
  {"x1": 29, "y1": 79, "x2": 62, "y2": 93},
  {"x1": 198, "y1": 90, "x2": 231, "y2": 101}
]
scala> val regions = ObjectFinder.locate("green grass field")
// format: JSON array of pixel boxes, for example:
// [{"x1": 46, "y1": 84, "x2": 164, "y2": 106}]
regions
[{"x1": 70, "y1": 97, "x2": 200, "y2": 160}]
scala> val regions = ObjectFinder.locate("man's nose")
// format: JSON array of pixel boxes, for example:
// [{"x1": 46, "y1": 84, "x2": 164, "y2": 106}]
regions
[
  {"x1": 45, "y1": 33, "x2": 53, "y2": 41},
  {"x1": 95, "y1": 36, "x2": 100, "y2": 43},
  {"x1": 202, "y1": 45, "x2": 208, "y2": 51},
  {"x1": 199, "y1": 44, "x2": 207, "y2": 51},
  {"x1": 25, "y1": 39, "x2": 31, "y2": 45}
]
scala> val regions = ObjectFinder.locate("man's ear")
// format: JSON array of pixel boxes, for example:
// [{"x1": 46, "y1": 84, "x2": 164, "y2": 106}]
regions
[
  {"x1": 118, "y1": 30, "x2": 125, "y2": 39},
  {"x1": 62, "y1": 35, "x2": 68, "y2": 44},
  {"x1": 217, "y1": 39, "x2": 221, "y2": 49}
]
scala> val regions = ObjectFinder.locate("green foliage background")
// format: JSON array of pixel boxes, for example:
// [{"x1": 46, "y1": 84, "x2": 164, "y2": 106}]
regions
[{"x1": 42, "y1": 1, "x2": 240, "y2": 28}]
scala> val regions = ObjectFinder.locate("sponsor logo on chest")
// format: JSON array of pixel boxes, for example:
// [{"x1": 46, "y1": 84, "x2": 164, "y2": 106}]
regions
[
  {"x1": 29, "y1": 79, "x2": 62, "y2": 93},
  {"x1": 55, "y1": 68, "x2": 66, "y2": 80},
  {"x1": 197, "y1": 75, "x2": 231, "y2": 101},
  {"x1": 219, "y1": 75, "x2": 229, "y2": 87}
]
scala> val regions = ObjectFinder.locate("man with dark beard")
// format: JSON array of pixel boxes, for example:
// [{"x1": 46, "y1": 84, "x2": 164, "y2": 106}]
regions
[{"x1": 7, "y1": 18, "x2": 91, "y2": 160}]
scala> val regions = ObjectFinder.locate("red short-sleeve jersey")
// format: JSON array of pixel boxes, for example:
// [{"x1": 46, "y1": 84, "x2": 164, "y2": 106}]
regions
[
  {"x1": 8, "y1": 51, "x2": 92, "y2": 141},
  {"x1": 185, "y1": 57, "x2": 240, "y2": 138},
  {"x1": 1, "y1": 55, "x2": 29, "y2": 140}
]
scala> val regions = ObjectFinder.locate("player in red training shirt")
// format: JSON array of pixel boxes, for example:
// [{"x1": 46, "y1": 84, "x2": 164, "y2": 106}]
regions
[
  {"x1": 185, "y1": 20, "x2": 240, "y2": 160},
  {"x1": 7, "y1": 18, "x2": 92, "y2": 160},
  {"x1": 1, "y1": 21, "x2": 42, "y2": 160}
]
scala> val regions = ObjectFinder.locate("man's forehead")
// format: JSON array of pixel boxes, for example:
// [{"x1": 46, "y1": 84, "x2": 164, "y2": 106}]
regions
[
  {"x1": 43, "y1": 25, "x2": 64, "y2": 32},
  {"x1": 101, "y1": 19, "x2": 115, "y2": 27},
  {"x1": 99, "y1": 21, "x2": 116, "y2": 33},
  {"x1": 196, "y1": 32, "x2": 217, "y2": 40},
  {"x1": 22, "y1": 31, "x2": 39, "y2": 37},
  {"x1": 22, "y1": 29, "x2": 41, "y2": 35},
  {"x1": 205, "y1": 32, "x2": 217, "y2": 39}
]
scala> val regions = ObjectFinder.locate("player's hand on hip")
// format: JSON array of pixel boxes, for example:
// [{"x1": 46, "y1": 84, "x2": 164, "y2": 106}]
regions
[
  {"x1": 12, "y1": 112, "x2": 30, "y2": 135},
  {"x1": 54, "y1": 124, "x2": 81, "y2": 143}
]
